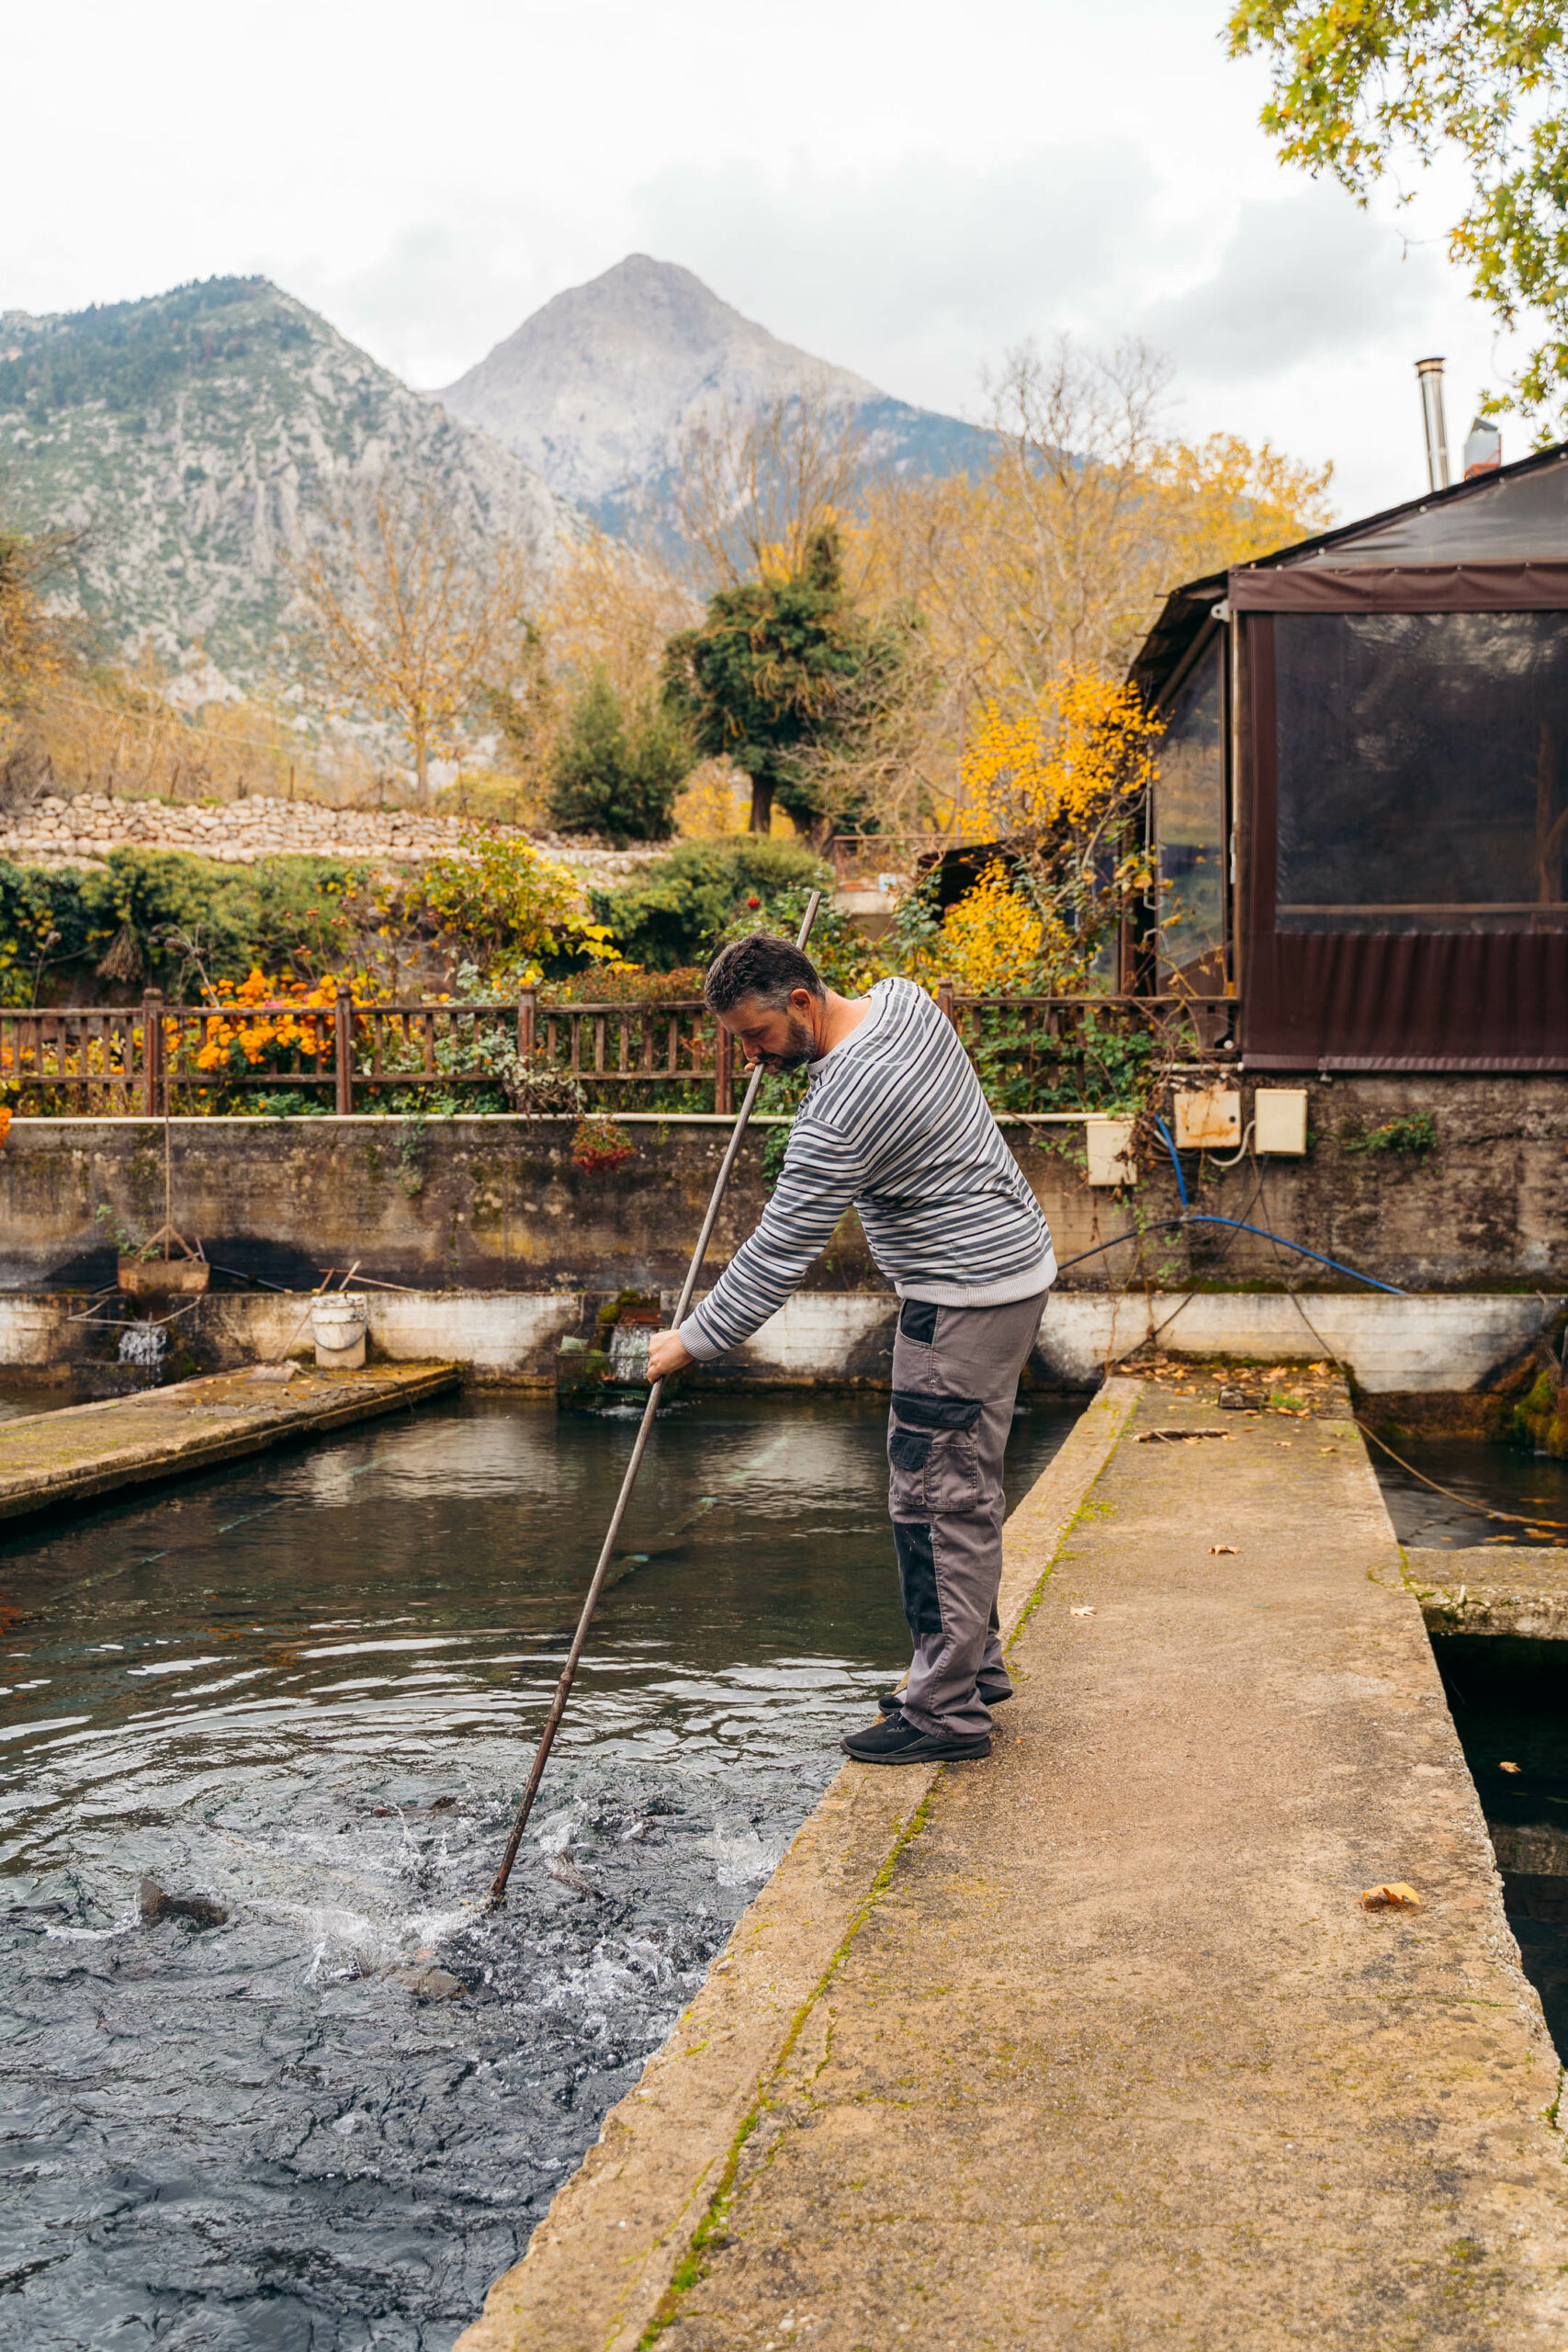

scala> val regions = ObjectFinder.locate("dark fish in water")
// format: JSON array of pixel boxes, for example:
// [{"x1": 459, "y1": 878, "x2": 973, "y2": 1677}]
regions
[
  {"x1": 140, "y1": 1877, "x2": 229, "y2": 1929},
  {"x1": 385, "y1": 1964, "x2": 466, "y2": 2001},
  {"x1": 547, "y1": 1853, "x2": 606, "y2": 1901}
]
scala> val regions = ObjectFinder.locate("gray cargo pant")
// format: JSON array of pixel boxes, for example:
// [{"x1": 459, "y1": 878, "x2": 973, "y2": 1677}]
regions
[{"x1": 887, "y1": 1288, "x2": 1051, "y2": 1740}]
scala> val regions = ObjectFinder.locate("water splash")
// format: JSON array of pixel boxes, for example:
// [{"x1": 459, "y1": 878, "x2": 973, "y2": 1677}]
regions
[{"x1": 117, "y1": 1317, "x2": 167, "y2": 1376}]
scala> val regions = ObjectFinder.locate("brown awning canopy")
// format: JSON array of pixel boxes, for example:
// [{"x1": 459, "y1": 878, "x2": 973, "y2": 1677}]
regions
[{"x1": 1230, "y1": 562, "x2": 1568, "y2": 613}]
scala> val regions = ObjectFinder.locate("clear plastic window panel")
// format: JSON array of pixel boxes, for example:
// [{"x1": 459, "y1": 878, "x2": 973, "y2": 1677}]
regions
[
  {"x1": 1156, "y1": 639, "x2": 1226, "y2": 980},
  {"x1": 1275, "y1": 611, "x2": 1568, "y2": 933}
]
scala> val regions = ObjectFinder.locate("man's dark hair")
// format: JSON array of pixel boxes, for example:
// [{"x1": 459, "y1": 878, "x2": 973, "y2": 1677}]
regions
[{"x1": 704, "y1": 932, "x2": 825, "y2": 1014}]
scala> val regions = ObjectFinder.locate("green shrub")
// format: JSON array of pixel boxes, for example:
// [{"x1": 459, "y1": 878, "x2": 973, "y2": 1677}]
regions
[
  {"x1": 415, "y1": 829, "x2": 613, "y2": 985},
  {"x1": 0, "y1": 848, "x2": 368, "y2": 1005},
  {"x1": 541, "y1": 963, "x2": 708, "y2": 1004},
  {"x1": 590, "y1": 835, "x2": 829, "y2": 969},
  {"x1": 1342, "y1": 1113, "x2": 1438, "y2": 1158},
  {"x1": 547, "y1": 668, "x2": 690, "y2": 847}
]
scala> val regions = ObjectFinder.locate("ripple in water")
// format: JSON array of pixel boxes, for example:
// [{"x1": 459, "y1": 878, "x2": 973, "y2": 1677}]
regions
[{"x1": 0, "y1": 1388, "x2": 1077, "y2": 2349}]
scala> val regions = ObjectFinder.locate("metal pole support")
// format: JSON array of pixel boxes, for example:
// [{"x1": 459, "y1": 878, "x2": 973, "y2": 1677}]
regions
[{"x1": 485, "y1": 888, "x2": 823, "y2": 1909}]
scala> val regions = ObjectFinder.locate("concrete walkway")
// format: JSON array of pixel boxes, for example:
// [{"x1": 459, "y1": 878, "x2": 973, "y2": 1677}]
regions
[
  {"x1": 465, "y1": 1374, "x2": 1568, "y2": 2351},
  {"x1": 0, "y1": 1361, "x2": 458, "y2": 1519}
]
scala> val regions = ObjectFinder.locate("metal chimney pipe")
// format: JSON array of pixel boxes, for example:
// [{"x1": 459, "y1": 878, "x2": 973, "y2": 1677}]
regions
[{"x1": 1416, "y1": 357, "x2": 1450, "y2": 491}]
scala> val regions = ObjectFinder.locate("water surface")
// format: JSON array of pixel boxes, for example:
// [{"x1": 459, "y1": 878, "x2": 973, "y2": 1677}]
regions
[
  {"x1": 1430, "y1": 1634, "x2": 1568, "y2": 2063},
  {"x1": 1369, "y1": 1430, "x2": 1568, "y2": 1550},
  {"x1": 0, "y1": 1388, "x2": 1077, "y2": 2350}
]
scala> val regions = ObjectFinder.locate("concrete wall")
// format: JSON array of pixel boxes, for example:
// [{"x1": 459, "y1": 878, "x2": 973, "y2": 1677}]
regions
[
  {"x1": 3, "y1": 1074, "x2": 1565, "y2": 1297},
  {"x1": 4, "y1": 1284, "x2": 1554, "y2": 1396}
]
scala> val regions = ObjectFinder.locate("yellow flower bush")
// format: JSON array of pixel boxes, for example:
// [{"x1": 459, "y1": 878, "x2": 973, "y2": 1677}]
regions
[
  {"x1": 180, "y1": 967, "x2": 385, "y2": 1078},
  {"x1": 961, "y1": 671, "x2": 1162, "y2": 840},
  {"x1": 933, "y1": 862, "x2": 1046, "y2": 994},
  {"x1": 931, "y1": 666, "x2": 1162, "y2": 995}
]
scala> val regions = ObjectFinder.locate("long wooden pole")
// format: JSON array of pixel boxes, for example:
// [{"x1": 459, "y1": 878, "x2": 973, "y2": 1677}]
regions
[{"x1": 486, "y1": 892, "x2": 822, "y2": 1909}]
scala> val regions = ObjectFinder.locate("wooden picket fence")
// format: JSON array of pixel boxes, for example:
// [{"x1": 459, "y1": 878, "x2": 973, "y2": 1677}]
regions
[{"x1": 0, "y1": 984, "x2": 1234, "y2": 1115}]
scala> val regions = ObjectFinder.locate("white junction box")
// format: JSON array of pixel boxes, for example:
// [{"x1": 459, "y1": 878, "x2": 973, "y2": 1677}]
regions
[
  {"x1": 1172, "y1": 1088, "x2": 1242, "y2": 1150},
  {"x1": 1254, "y1": 1087, "x2": 1308, "y2": 1155},
  {"x1": 1084, "y1": 1115, "x2": 1136, "y2": 1187}
]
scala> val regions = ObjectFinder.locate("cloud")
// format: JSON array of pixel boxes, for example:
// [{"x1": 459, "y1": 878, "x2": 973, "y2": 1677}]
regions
[
  {"x1": 633, "y1": 143, "x2": 1163, "y2": 415},
  {"x1": 1141, "y1": 187, "x2": 1442, "y2": 382},
  {"x1": 276, "y1": 221, "x2": 574, "y2": 391}
]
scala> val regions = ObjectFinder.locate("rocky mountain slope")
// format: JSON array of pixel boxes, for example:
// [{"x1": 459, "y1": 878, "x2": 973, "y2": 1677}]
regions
[
  {"x1": 0, "y1": 277, "x2": 575, "y2": 696},
  {"x1": 436, "y1": 254, "x2": 997, "y2": 529}
]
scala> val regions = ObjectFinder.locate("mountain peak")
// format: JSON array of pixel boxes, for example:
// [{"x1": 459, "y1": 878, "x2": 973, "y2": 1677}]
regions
[{"x1": 436, "y1": 254, "x2": 882, "y2": 513}]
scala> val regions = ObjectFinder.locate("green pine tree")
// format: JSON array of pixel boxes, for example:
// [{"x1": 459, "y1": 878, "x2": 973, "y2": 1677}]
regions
[
  {"x1": 660, "y1": 526, "x2": 866, "y2": 835},
  {"x1": 547, "y1": 666, "x2": 689, "y2": 847}
]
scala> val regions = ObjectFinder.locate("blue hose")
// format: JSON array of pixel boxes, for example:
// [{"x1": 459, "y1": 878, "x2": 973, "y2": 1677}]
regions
[
  {"x1": 1145, "y1": 1112, "x2": 1406, "y2": 1296},
  {"x1": 1182, "y1": 1214, "x2": 1406, "y2": 1295},
  {"x1": 1150, "y1": 1114, "x2": 1188, "y2": 1206}
]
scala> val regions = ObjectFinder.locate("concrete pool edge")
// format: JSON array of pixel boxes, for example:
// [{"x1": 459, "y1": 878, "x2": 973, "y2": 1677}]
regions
[
  {"x1": 0, "y1": 1362, "x2": 462, "y2": 1521},
  {"x1": 454, "y1": 1382, "x2": 1140, "y2": 2352},
  {"x1": 1409, "y1": 1544, "x2": 1568, "y2": 1639}
]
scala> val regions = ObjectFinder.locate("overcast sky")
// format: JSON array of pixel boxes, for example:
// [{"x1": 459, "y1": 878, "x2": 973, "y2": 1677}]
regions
[{"x1": 9, "y1": 0, "x2": 1514, "y2": 518}]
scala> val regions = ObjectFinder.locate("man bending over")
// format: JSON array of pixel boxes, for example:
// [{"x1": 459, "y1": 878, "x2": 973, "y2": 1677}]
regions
[{"x1": 647, "y1": 933, "x2": 1055, "y2": 1766}]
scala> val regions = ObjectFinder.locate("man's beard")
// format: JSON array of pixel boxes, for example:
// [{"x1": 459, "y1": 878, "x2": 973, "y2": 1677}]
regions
[{"x1": 757, "y1": 1013, "x2": 819, "y2": 1071}]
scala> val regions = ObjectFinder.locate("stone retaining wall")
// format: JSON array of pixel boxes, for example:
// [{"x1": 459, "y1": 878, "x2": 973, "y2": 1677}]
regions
[
  {"x1": 0, "y1": 792, "x2": 659, "y2": 878},
  {"x1": 0, "y1": 1076, "x2": 1562, "y2": 1299}
]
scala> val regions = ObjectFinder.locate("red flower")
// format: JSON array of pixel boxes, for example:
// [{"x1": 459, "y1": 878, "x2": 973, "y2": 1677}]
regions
[{"x1": 747, "y1": 896, "x2": 761, "y2": 909}]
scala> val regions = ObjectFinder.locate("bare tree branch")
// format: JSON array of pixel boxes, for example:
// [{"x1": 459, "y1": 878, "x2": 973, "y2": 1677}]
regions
[
  {"x1": 670, "y1": 382, "x2": 868, "y2": 591},
  {"x1": 288, "y1": 483, "x2": 536, "y2": 801}
]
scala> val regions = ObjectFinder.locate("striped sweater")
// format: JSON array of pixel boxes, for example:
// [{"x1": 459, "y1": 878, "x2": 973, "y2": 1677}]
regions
[{"x1": 680, "y1": 977, "x2": 1055, "y2": 1361}]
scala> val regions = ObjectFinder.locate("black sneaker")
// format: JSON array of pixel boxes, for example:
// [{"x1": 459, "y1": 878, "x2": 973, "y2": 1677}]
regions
[
  {"x1": 841, "y1": 1716, "x2": 992, "y2": 1765},
  {"x1": 876, "y1": 1681, "x2": 1013, "y2": 1714}
]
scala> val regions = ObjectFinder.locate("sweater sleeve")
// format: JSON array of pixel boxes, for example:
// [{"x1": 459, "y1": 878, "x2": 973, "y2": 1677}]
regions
[{"x1": 679, "y1": 1109, "x2": 864, "y2": 1359}]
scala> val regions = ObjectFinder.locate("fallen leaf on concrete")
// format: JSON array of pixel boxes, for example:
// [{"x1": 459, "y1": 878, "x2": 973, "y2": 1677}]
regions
[
  {"x1": 1209, "y1": 1544, "x2": 1238, "y2": 1555},
  {"x1": 1069, "y1": 1605, "x2": 1096, "y2": 1617},
  {"x1": 1500, "y1": 1760, "x2": 1522, "y2": 1774},
  {"x1": 1361, "y1": 1883, "x2": 1421, "y2": 1911}
]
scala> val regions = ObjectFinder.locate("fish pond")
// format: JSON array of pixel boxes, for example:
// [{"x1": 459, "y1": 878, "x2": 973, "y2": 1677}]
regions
[{"x1": 0, "y1": 1388, "x2": 1077, "y2": 2351}]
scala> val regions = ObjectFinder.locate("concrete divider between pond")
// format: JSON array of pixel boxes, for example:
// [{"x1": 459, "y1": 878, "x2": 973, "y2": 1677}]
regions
[
  {"x1": 0, "y1": 1362, "x2": 459, "y2": 1519},
  {"x1": 463, "y1": 1374, "x2": 1568, "y2": 2352}
]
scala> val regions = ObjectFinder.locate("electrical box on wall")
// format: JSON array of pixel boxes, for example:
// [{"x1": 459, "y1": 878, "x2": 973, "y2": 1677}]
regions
[
  {"x1": 1254, "y1": 1088, "x2": 1308, "y2": 1155},
  {"x1": 1172, "y1": 1089, "x2": 1242, "y2": 1149},
  {"x1": 1084, "y1": 1115, "x2": 1136, "y2": 1187}
]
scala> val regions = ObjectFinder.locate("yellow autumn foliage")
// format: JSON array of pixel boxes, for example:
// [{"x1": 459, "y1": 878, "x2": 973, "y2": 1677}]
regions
[
  {"x1": 931, "y1": 862, "x2": 1047, "y2": 993},
  {"x1": 962, "y1": 671, "x2": 1164, "y2": 840}
]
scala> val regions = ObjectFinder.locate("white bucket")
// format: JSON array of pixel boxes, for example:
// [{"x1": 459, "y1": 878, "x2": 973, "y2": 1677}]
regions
[{"x1": 311, "y1": 1293, "x2": 368, "y2": 1370}]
